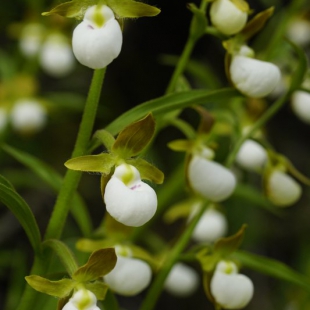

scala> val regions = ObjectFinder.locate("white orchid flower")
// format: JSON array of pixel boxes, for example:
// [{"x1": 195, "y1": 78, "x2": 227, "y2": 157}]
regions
[
  {"x1": 291, "y1": 90, "x2": 310, "y2": 124},
  {"x1": 210, "y1": 0, "x2": 248, "y2": 35},
  {"x1": 104, "y1": 246, "x2": 152, "y2": 296},
  {"x1": 230, "y1": 52, "x2": 281, "y2": 98},
  {"x1": 188, "y1": 149, "x2": 236, "y2": 202},
  {"x1": 62, "y1": 289, "x2": 100, "y2": 310},
  {"x1": 164, "y1": 263, "x2": 199, "y2": 297},
  {"x1": 40, "y1": 33, "x2": 75, "y2": 77},
  {"x1": 236, "y1": 139, "x2": 267, "y2": 172},
  {"x1": 72, "y1": 5, "x2": 122, "y2": 69},
  {"x1": 210, "y1": 260, "x2": 254, "y2": 309},
  {"x1": 10, "y1": 99, "x2": 47, "y2": 133},
  {"x1": 104, "y1": 163, "x2": 157, "y2": 227},
  {"x1": 266, "y1": 170, "x2": 302, "y2": 207}
]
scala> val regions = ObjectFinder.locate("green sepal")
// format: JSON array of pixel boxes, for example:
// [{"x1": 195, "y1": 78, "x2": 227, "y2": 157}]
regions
[
  {"x1": 72, "y1": 248, "x2": 117, "y2": 282},
  {"x1": 187, "y1": 3, "x2": 208, "y2": 40},
  {"x1": 112, "y1": 113, "x2": 155, "y2": 158},
  {"x1": 100, "y1": 172, "x2": 113, "y2": 201},
  {"x1": 25, "y1": 276, "x2": 75, "y2": 298},
  {"x1": 163, "y1": 199, "x2": 194, "y2": 223},
  {"x1": 167, "y1": 139, "x2": 195, "y2": 152},
  {"x1": 240, "y1": 7, "x2": 274, "y2": 41},
  {"x1": 57, "y1": 296, "x2": 70, "y2": 310},
  {"x1": 196, "y1": 247, "x2": 220, "y2": 272},
  {"x1": 85, "y1": 281, "x2": 109, "y2": 300},
  {"x1": 230, "y1": 0, "x2": 250, "y2": 12},
  {"x1": 194, "y1": 106, "x2": 215, "y2": 135},
  {"x1": 93, "y1": 130, "x2": 116, "y2": 151},
  {"x1": 214, "y1": 224, "x2": 247, "y2": 257},
  {"x1": 106, "y1": 0, "x2": 160, "y2": 18},
  {"x1": 126, "y1": 157, "x2": 164, "y2": 184},
  {"x1": 65, "y1": 153, "x2": 116, "y2": 174},
  {"x1": 76, "y1": 238, "x2": 116, "y2": 253},
  {"x1": 202, "y1": 272, "x2": 216, "y2": 304}
]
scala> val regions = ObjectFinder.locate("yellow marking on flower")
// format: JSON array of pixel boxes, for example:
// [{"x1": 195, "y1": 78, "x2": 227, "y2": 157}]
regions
[{"x1": 93, "y1": 5, "x2": 105, "y2": 28}]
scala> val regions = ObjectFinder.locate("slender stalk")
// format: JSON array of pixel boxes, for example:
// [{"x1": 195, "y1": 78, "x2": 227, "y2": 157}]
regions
[
  {"x1": 44, "y1": 68, "x2": 106, "y2": 240},
  {"x1": 140, "y1": 202, "x2": 208, "y2": 310}
]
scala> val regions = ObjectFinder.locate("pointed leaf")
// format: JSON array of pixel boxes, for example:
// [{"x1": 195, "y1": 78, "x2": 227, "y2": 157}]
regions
[
  {"x1": 234, "y1": 250, "x2": 310, "y2": 292},
  {"x1": 126, "y1": 157, "x2": 164, "y2": 184},
  {"x1": 112, "y1": 113, "x2": 156, "y2": 158},
  {"x1": 106, "y1": 0, "x2": 160, "y2": 18},
  {"x1": 0, "y1": 174, "x2": 15, "y2": 190},
  {"x1": 85, "y1": 281, "x2": 109, "y2": 300},
  {"x1": 25, "y1": 276, "x2": 75, "y2": 298},
  {"x1": 72, "y1": 248, "x2": 117, "y2": 282},
  {"x1": 0, "y1": 180, "x2": 41, "y2": 254},
  {"x1": 214, "y1": 224, "x2": 247, "y2": 256},
  {"x1": 65, "y1": 154, "x2": 116, "y2": 174},
  {"x1": 43, "y1": 239, "x2": 79, "y2": 276}
]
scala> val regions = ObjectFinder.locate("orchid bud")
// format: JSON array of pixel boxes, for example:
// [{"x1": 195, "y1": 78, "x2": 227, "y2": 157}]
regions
[
  {"x1": 210, "y1": 0, "x2": 248, "y2": 35},
  {"x1": 191, "y1": 207, "x2": 227, "y2": 243},
  {"x1": 72, "y1": 5, "x2": 122, "y2": 69},
  {"x1": 104, "y1": 164, "x2": 157, "y2": 227},
  {"x1": 164, "y1": 263, "x2": 199, "y2": 297},
  {"x1": 291, "y1": 91, "x2": 310, "y2": 124},
  {"x1": 188, "y1": 153, "x2": 236, "y2": 202},
  {"x1": 210, "y1": 261, "x2": 254, "y2": 309},
  {"x1": 63, "y1": 289, "x2": 100, "y2": 310},
  {"x1": 10, "y1": 99, "x2": 47, "y2": 133},
  {"x1": 266, "y1": 170, "x2": 302, "y2": 207},
  {"x1": 19, "y1": 23, "x2": 46, "y2": 58},
  {"x1": 230, "y1": 54, "x2": 281, "y2": 98},
  {"x1": 236, "y1": 139, "x2": 267, "y2": 171},
  {"x1": 40, "y1": 33, "x2": 75, "y2": 77},
  {"x1": 104, "y1": 247, "x2": 152, "y2": 296}
]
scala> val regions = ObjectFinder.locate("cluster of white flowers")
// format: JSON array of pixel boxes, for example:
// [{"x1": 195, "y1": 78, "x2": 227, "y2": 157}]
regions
[
  {"x1": 210, "y1": 260, "x2": 254, "y2": 309},
  {"x1": 104, "y1": 246, "x2": 152, "y2": 296},
  {"x1": 63, "y1": 289, "x2": 100, "y2": 310},
  {"x1": 104, "y1": 163, "x2": 157, "y2": 227}
]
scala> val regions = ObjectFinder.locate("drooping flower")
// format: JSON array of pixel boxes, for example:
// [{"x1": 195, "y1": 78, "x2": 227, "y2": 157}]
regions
[
  {"x1": 104, "y1": 246, "x2": 152, "y2": 296},
  {"x1": 265, "y1": 169, "x2": 302, "y2": 207},
  {"x1": 10, "y1": 99, "x2": 47, "y2": 133},
  {"x1": 210, "y1": 260, "x2": 254, "y2": 309},
  {"x1": 104, "y1": 163, "x2": 157, "y2": 227},
  {"x1": 164, "y1": 263, "x2": 199, "y2": 297},
  {"x1": 188, "y1": 149, "x2": 236, "y2": 202},
  {"x1": 236, "y1": 139, "x2": 267, "y2": 172},
  {"x1": 72, "y1": 5, "x2": 122, "y2": 69},
  {"x1": 210, "y1": 0, "x2": 248, "y2": 35},
  {"x1": 230, "y1": 53, "x2": 281, "y2": 98},
  {"x1": 40, "y1": 33, "x2": 75, "y2": 77},
  {"x1": 62, "y1": 289, "x2": 100, "y2": 310},
  {"x1": 291, "y1": 90, "x2": 310, "y2": 124}
]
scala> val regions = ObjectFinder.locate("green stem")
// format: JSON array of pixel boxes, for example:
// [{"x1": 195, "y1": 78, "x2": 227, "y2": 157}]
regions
[
  {"x1": 44, "y1": 68, "x2": 106, "y2": 240},
  {"x1": 225, "y1": 92, "x2": 290, "y2": 168},
  {"x1": 139, "y1": 202, "x2": 208, "y2": 310}
]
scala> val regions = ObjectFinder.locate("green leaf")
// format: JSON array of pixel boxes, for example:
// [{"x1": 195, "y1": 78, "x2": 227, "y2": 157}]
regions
[
  {"x1": 112, "y1": 113, "x2": 155, "y2": 158},
  {"x1": 126, "y1": 157, "x2": 164, "y2": 184},
  {"x1": 104, "y1": 88, "x2": 239, "y2": 136},
  {"x1": 214, "y1": 224, "x2": 247, "y2": 256},
  {"x1": 72, "y1": 248, "x2": 117, "y2": 282},
  {"x1": 85, "y1": 281, "x2": 109, "y2": 300},
  {"x1": 106, "y1": 0, "x2": 160, "y2": 18},
  {"x1": 2, "y1": 144, "x2": 93, "y2": 237},
  {"x1": 65, "y1": 153, "x2": 116, "y2": 174},
  {"x1": 43, "y1": 239, "x2": 79, "y2": 276},
  {"x1": 0, "y1": 180, "x2": 41, "y2": 254},
  {"x1": 196, "y1": 247, "x2": 219, "y2": 272},
  {"x1": 25, "y1": 276, "x2": 75, "y2": 298},
  {"x1": 195, "y1": 106, "x2": 215, "y2": 135},
  {"x1": 234, "y1": 250, "x2": 310, "y2": 292},
  {"x1": 0, "y1": 174, "x2": 15, "y2": 190}
]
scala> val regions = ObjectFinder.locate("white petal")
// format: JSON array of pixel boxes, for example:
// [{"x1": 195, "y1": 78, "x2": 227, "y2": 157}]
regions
[
  {"x1": 287, "y1": 19, "x2": 310, "y2": 46},
  {"x1": 230, "y1": 55, "x2": 281, "y2": 98},
  {"x1": 236, "y1": 139, "x2": 267, "y2": 171},
  {"x1": 211, "y1": 271, "x2": 254, "y2": 309},
  {"x1": 72, "y1": 5, "x2": 122, "y2": 69},
  {"x1": 10, "y1": 99, "x2": 46, "y2": 132},
  {"x1": 164, "y1": 263, "x2": 199, "y2": 297},
  {"x1": 40, "y1": 34, "x2": 75, "y2": 77},
  {"x1": 63, "y1": 289, "x2": 100, "y2": 310},
  {"x1": 192, "y1": 208, "x2": 227, "y2": 243},
  {"x1": 291, "y1": 91, "x2": 310, "y2": 124},
  {"x1": 188, "y1": 155, "x2": 236, "y2": 202},
  {"x1": 104, "y1": 256, "x2": 152, "y2": 296},
  {"x1": 210, "y1": 0, "x2": 247, "y2": 35},
  {"x1": 267, "y1": 170, "x2": 302, "y2": 207},
  {"x1": 104, "y1": 166, "x2": 157, "y2": 227}
]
